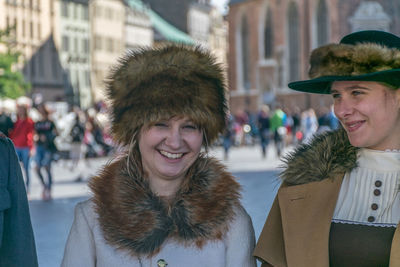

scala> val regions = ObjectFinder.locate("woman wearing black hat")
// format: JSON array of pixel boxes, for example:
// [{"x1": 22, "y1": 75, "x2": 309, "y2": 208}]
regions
[
  {"x1": 61, "y1": 46, "x2": 256, "y2": 267},
  {"x1": 254, "y1": 30, "x2": 400, "y2": 267}
]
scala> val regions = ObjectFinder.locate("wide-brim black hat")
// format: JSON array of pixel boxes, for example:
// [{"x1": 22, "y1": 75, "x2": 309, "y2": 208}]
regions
[{"x1": 288, "y1": 30, "x2": 400, "y2": 94}]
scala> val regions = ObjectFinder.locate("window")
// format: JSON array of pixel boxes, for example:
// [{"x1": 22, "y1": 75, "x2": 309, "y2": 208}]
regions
[
  {"x1": 83, "y1": 6, "x2": 89, "y2": 20},
  {"x1": 264, "y1": 7, "x2": 273, "y2": 58},
  {"x1": 94, "y1": 35, "x2": 101, "y2": 50},
  {"x1": 74, "y1": 37, "x2": 78, "y2": 52},
  {"x1": 317, "y1": 0, "x2": 328, "y2": 46},
  {"x1": 61, "y1": 1, "x2": 68, "y2": 17},
  {"x1": 73, "y1": 4, "x2": 78, "y2": 19},
  {"x1": 22, "y1": 20, "x2": 25, "y2": 37},
  {"x1": 287, "y1": 2, "x2": 300, "y2": 82},
  {"x1": 85, "y1": 70, "x2": 90, "y2": 86},
  {"x1": 62, "y1": 35, "x2": 69, "y2": 52},
  {"x1": 82, "y1": 38, "x2": 89, "y2": 53},
  {"x1": 106, "y1": 37, "x2": 113, "y2": 52},
  {"x1": 37, "y1": 22, "x2": 41, "y2": 39},
  {"x1": 241, "y1": 15, "x2": 250, "y2": 90}
]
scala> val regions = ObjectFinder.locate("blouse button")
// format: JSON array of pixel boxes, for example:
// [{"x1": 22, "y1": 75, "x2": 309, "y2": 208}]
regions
[
  {"x1": 375, "y1": 180, "x2": 382, "y2": 187},
  {"x1": 368, "y1": 216, "x2": 375, "y2": 222},
  {"x1": 371, "y1": 203, "x2": 378, "y2": 210},
  {"x1": 373, "y1": 189, "x2": 381, "y2": 196}
]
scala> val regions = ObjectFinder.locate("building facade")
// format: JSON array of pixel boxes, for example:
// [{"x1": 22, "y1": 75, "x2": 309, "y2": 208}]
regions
[
  {"x1": 1, "y1": 0, "x2": 65, "y2": 103},
  {"x1": 57, "y1": 0, "x2": 92, "y2": 109},
  {"x1": 125, "y1": 2, "x2": 153, "y2": 51},
  {"x1": 90, "y1": 0, "x2": 125, "y2": 102},
  {"x1": 227, "y1": 0, "x2": 400, "y2": 114}
]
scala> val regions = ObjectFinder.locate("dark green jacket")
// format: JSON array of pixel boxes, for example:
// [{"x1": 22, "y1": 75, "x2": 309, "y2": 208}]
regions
[{"x1": 0, "y1": 134, "x2": 38, "y2": 267}]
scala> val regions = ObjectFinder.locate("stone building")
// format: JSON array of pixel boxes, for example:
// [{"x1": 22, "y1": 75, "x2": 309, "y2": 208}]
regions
[
  {"x1": 0, "y1": 0, "x2": 65, "y2": 103},
  {"x1": 56, "y1": 0, "x2": 92, "y2": 109},
  {"x1": 89, "y1": 0, "x2": 125, "y2": 102},
  {"x1": 227, "y1": 0, "x2": 400, "y2": 114},
  {"x1": 124, "y1": 1, "x2": 153, "y2": 51}
]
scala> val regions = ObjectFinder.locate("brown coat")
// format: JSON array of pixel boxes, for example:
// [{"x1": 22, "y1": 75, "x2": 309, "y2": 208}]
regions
[
  {"x1": 254, "y1": 129, "x2": 400, "y2": 266},
  {"x1": 254, "y1": 175, "x2": 400, "y2": 267}
]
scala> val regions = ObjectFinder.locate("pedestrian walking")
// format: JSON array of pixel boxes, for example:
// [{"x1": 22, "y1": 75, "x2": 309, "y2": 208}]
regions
[
  {"x1": 34, "y1": 104, "x2": 58, "y2": 201},
  {"x1": 0, "y1": 132, "x2": 38, "y2": 267},
  {"x1": 9, "y1": 105, "x2": 34, "y2": 194},
  {"x1": 270, "y1": 106, "x2": 286, "y2": 157},
  {"x1": 258, "y1": 105, "x2": 271, "y2": 158},
  {"x1": 0, "y1": 106, "x2": 13, "y2": 137},
  {"x1": 254, "y1": 30, "x2": 400, "y2": 266},
  {"x1": 62, "y1": 45, "x2": 256, "y2": 267}
]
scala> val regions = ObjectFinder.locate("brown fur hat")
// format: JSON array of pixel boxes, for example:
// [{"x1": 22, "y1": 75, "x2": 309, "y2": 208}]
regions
[
  {"x1": 106, "y1": 45, "x2": 227, "y2": 146},
  {"x1": 289, "y1": 30, "x2": 400, "y2": 94}
]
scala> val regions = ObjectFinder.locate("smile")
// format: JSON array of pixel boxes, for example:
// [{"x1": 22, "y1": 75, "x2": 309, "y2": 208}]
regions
[
  {"x1": 159, "y1": 150, "x2": 184, "y2": 159},
  {"x1": 345, "y1": 120, "x2": 365, "y2": 132}
]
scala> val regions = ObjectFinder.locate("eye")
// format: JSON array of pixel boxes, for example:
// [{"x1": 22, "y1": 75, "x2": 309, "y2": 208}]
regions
[
  {"x1": 154, "y1": 122, "x2": 168, "y2": 127},
  {"x1": 183, "y1": 124, "x2": 198, "y2": 130},
  {"x1": 331, "y1": 93, "x2": 341, "y2": 99},
  {"x1": 351, "y1": 90, "x2": 363, "y2": 96}
]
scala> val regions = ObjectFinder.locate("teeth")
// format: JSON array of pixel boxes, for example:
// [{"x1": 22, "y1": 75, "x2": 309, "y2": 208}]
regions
[{"x1": 160, "y1": 150, "x2": 183, "y2": 159}]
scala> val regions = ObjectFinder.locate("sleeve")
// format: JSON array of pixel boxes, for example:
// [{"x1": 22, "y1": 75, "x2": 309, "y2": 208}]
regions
[
  {"x1": 225, "y1": 205, "x2": 257, "y2": 267},
  {"x1": 61, "y1": 201, "x2": 96, "y2": 267},
  {"x1": 0, "y1": 138, "x2": 38, "y2": 267}
]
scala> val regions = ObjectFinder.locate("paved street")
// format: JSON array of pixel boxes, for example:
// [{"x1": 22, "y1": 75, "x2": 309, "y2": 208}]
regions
[{"x1": 29, "y1": 144, "x2": 289, "y2": 266}]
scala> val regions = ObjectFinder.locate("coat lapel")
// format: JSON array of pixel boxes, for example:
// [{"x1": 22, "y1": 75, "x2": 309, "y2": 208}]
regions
[{"x1": 278, "y1": 174, "x2": 343, "y2": 267}]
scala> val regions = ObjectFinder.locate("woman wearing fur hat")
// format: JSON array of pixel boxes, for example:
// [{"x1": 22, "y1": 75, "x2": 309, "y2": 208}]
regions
[
  {"x1": 254, "y1": 30, "x2": 400, "y2": 266},
  {"x1": 61, "y1": 45, "x2": 256, "y2": 267}
]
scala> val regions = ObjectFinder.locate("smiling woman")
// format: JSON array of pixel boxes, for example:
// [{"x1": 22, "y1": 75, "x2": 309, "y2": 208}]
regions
[
  {"x1": 61, "y1": 45, "x2": 256, "y2": 267},
  {"x1": 254, "y1": 30, "x2": 400, "y2": 267}
]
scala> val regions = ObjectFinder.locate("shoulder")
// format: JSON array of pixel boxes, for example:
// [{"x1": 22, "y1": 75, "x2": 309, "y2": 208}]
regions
[
  {"x1": 231, "y1": 204, "x2": 253, "y2": 231},
  {"x1": 280, "y1": 128, "x2": 358, "y2": 186},
  {"x1": 74, "y1": 199, "x2": 98, "y2": 227}
]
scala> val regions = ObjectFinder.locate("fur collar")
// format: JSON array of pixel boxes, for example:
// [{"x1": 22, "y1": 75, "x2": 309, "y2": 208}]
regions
[
  {"x1": 280, "y1": 128, "x2": 358, "y2": 185},
  {"x1": 89, "y1": 154, "x2": 241, "y2": 256}
]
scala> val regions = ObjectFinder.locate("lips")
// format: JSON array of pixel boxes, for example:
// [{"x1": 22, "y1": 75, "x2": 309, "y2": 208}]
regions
[
  {"x1": 345, "y1": 120, "x2": 365, "y2": 132},
  {"x1": 159, "y1": 150, "x2": 184, "y2": 159}
]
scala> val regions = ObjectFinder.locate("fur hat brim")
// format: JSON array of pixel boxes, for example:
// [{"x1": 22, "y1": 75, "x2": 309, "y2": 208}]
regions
[
  {"x1": 106, "y1": 45, "x2": 227, "y2": 146},
  {"x1": 289, "y1": 30, "x2": 400, "y2": 94}
]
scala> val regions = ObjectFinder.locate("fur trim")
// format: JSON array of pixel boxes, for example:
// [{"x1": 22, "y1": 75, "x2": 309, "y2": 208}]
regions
[
  {"x1": 280, "y1": 128, "x2": 358, "y2": 185},
  {"x1": 106, "y1": 45, "x2": 227, "y2": 146},
  {"x1": 89, "y1": 154, "x2": 241, "y2": 256},
  {"x1": 309, "y1": 43, "x2": 400, "y2": 78}
]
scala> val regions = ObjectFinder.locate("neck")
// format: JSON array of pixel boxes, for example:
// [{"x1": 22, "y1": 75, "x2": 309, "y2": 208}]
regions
[{"x1": 149, "y1": 176, "x2": 184, "y2": 197}]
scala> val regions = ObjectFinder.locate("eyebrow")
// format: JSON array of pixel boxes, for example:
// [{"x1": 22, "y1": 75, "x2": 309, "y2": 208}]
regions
[{"x1": 331, "y1": 85, "x2": 371, "y2": 93}]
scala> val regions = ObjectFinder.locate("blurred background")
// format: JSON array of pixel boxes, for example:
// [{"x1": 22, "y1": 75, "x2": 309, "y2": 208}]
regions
[{"x1": 1, "y1": 0, "x2": 400, "y2": 266}]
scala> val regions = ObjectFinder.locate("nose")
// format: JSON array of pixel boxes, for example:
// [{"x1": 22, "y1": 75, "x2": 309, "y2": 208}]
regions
[
  {"x1": 334, "y1": 98, "x2": 353, "y2": 120},
  {"x1": 164, "y1": 128, "x2": 182, "y2": 149}
]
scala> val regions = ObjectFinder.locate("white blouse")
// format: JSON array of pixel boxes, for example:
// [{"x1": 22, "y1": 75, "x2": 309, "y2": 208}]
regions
[{"x1": 333, "y1": 148, "x2": 400, "y2": 226}]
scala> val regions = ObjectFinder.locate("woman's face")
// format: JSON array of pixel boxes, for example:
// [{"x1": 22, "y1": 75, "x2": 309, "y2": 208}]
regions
[
  {"x1": 139, "y1": 116, "x2": 203, "y2": 191},
  {"x1": 331, "y1": 81, "x2": 400, "y2": 150}
]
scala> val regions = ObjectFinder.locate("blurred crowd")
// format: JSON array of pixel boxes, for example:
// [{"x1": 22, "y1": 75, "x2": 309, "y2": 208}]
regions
[
  {"x1": 0, "y1": 95, "x2": 340, "y2": 200},
  {"x1": 220, "y1": 104, "x2": 339, "y2": 160},
  {"x1": 0, "y1": 97, "x2": 115, "y2": 201}
]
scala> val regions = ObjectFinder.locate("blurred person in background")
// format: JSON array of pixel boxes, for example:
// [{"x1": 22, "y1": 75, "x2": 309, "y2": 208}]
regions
[
  {"x1": 270, "y1": 106, "x2": 286, "y2": 157},
  {"x1": 62, "y1": 45, "x2": 255, "y2": 267},
  {"x1": 0, "y1": 131, "x2": 38, "y2": 266},
  {"x1": 69, "y1": 109, "x2": 85, "y2": 181},
  {"x1": 300, "y1": 108, "x2": 319, "y2": 144},
  {"x1": 255, "y1": 30, "x2": 400, "y2": 267},
  {"x1": 258, "y1": 104, "x2": 271, "y2": 158},
  {"x1": 318, "y1": 105, "x2": 340, "y2": 133},
  {"x1": 34, "y1": 104, "x2": 58, "y2": 201},
  {"x1": 0, "y1": 105, "x2": 13, "y2": 137},
  {"x1": 9, "y1": 105, "x2": 34, "y2": 195},
  {"x1": 222, "y1": 112, "x2": 235, "y2": 160}
]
